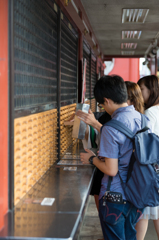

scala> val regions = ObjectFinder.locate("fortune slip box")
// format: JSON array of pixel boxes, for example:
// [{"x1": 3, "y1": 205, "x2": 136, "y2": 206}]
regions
[{"x1": 72, "y1": 103, "x2": 90, "y2": 139}]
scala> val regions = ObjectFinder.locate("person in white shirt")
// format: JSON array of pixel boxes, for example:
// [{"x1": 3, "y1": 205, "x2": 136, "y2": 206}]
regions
[{"x1": 137, "y1": 75, "x2": 159, "y2": 240}]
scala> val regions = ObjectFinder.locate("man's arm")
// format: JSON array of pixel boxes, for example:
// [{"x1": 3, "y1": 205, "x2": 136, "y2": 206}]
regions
[{"x1": 80, "y1": 149, "x2": 118, "y2": 176}]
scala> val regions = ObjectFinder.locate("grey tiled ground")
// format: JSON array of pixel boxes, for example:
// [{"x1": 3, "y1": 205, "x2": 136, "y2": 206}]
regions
[
  {"x1": 79, "y1": 196, "x2": 103, "y2": 240},
  {"x1": 79, "y1": 196, "x2": 158, "y2": 240}
]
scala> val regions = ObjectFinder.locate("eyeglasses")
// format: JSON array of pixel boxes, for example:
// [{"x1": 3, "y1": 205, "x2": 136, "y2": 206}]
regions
[{"x1": 97, "y1": 103, "x2": 104, "y2": 109}]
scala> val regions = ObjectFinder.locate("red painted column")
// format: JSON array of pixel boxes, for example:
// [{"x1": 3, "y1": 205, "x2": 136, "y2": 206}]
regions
[
  {"x1": 0, "y1": 0, "x2": 8, "y2": 230},
  {"x1": 129, "y1": 58, "x2": 140, "y2": 83},
  {"x1": 109, "y1": 58, "x2": 139, "y2": 83},
  {"x1": 109, "y1": 58, "x2": 130, "y2": 80}
]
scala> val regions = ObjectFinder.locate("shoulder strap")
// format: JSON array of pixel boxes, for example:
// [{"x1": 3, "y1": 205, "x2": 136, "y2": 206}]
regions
[
  {"x1": 107, "y1": 176, "x2": 113, "y2": 191},
  {"x1": 103, "y1": 119, "x2": 135, "y2": 139},
  {"x1": 141, "y1": 114, "x2": 149, "y2": 130}
]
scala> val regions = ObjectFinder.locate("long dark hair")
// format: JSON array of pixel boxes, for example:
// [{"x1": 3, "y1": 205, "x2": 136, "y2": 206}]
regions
[
  {"x1": 137, "y1": 75, "x2": 159, "y2": 110},
  {"x1": 125, "y1": 81, "x2": 144, "y2": 113}
]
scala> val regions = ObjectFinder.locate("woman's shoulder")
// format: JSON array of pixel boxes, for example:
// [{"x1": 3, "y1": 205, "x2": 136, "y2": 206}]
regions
[
  {"x1": 145, "y1": 105, "x2": 159, "y2": 115},
  {"x1": 144, "y1": 106, "x2": 159, "y2": 126}
]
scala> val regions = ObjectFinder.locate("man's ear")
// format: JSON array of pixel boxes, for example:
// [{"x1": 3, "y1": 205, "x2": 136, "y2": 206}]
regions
[{"x1": 103, "y1": 97, "x2": 109, "y2": 104}]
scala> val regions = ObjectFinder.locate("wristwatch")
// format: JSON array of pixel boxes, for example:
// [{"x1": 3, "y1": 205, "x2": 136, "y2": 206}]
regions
[{"x1": 89, "y1": 155, "x2": 96, "y2": 165}]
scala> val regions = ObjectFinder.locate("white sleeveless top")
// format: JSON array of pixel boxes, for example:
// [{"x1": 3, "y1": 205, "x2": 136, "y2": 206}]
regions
[
  {"x1": 145, "y1": 105, "x2": 159, "y2": 136},
  {"x1": 142, "y1": 105, "x2": 159, "y2": 220}
]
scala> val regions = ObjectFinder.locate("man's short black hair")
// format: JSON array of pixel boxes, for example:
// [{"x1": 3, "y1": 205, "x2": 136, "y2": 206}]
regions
[{"x1": 94, "y1": 75, "x2": 128, "y2": 104}]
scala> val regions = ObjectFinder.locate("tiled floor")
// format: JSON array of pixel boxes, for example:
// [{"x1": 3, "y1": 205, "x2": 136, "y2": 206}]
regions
[
  {"x1": 145, "y1": 220, "x2": 158, "y2": 240},
  {"x1": 79, "y1": 196, "x2": 103, "y2": 240},
  {"x1": 79, "y1": 196, "x2": 158, "y2": 240}
]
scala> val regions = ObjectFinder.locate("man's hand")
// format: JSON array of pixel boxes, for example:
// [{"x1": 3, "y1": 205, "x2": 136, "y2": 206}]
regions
[
  {"x1": 76, "y1": 109, "x2": 102, "y2": 132},
  {"x1": 80, "y1": 149, "x2": 118, "y2": 176},
  {"x1": 76, "y1": 109, "x2": 96, "y2": 125},
  {"x1": 80, "y1": 149, "x2": 96, "y2": 164}
]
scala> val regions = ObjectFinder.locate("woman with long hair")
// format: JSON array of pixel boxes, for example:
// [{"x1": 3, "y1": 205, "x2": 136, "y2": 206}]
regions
[
  {"x1": 125, "y1": 81, "x2": 144, "y2": 114},
  {"x1": 136, "y1": 75, "x2": 159, "y2": 240}
]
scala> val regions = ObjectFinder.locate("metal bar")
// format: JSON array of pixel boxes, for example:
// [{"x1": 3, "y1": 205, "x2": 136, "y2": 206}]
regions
[
  {"x1": 15, "y1": 82, "x2": 57, "y2": 88},
  {"x1": 14, "y1": 71, "x2": 57, "y2": 80},
  {"x1": 61, "y1": 44, "x2": 77, "y2": 57},
  {"x1": 78, "y1": 31, "x2": 83, "y2": 103},
  {"x1": 14, "y1": 103, "x2": 57, "y2": 119},
  {"x1": 61, "y1": 99, "x2": 76, "y2": 107},
  {"x1": 90, "y1": 51, "x2": 92, "y2": 107},
  {"x1": 61, "y1": 27, "x2": 77, "y2": 45},
  {"x1": 22, "y1": 1, "x2": 57, "y2": 33},
  {"x1": 57, "y1": 7, "x2": 61, "y2": 161},
  {"x1": 14, "y1": 93, "x2": 56, "y2": 99},
  {"x1": 14, "y1": 18, "x2": 57, "y2": 43},
  {"x1": 61, "y1": 65, "x2": 77, "y2": 74},
  {"x1": 104, "y1": 55, "x2": 143, "y2": 59},
  {"x1": 95, "y1": 58, "x2": 97, "y2": 111},
  {"x1": 14, "y1": 59, "x2": 57, "y2": 73},
  {"x1": 8, "y1": 0, "x2": 14, "y2": 210},
  {"x1": 14, "y1": 34, "x2": 57, "y2": 58},
  {"x1": 14, "y1": 22, "x2": 57, "y2": 49},
  {"x1": 61, "y1": 58, "x2": 77, "y2": 68},
  {"x1": 61, "y1": 73, "x2": 77, "y2": 78},
  {"x1": 14, "y1": 46, "x2": 57, "y2": 64},
  {"x1": 61, "y1": 51, "x2": 77, "y2": 63},
  {"x1": 76, "y1": 35, "x2": 79, "y2": 103}
]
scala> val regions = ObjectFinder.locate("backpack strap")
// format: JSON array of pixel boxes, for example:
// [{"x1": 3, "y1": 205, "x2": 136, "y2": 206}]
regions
[
  {"x1": 102, "y1": 119, "x2": 134, "y2": 193},
  {"x1": 141, "y1": 114, "x2": 149, "y2": 131},
  {"x1": 107, "y1": 176, "x2": 113, "y2": 191},
  {"x1": 103, "y1": 119, "x2": 135, "y2": 139}
]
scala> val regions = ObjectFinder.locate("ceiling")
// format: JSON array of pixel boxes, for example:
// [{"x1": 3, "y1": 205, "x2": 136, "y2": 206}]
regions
[{"x1": 81, "y1": 0, "x2": 159, "y2": 58}]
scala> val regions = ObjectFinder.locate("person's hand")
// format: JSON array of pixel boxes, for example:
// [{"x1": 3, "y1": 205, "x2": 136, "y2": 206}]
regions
[
  {"x1": 67, "y1": 113, "x2": 75, "y2": 122},
  {"x1": 80, "y1": 149, "x2": 96, "y2": 164},
  {"x1": 76, "y1": 109, "x2": 97, "y2": 127}
]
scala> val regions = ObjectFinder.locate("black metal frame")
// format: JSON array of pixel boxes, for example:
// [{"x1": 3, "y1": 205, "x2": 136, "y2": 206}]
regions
[
  {"x1": 8, "y1": 0, "x2": 14, "y2": 210},
  {"x1": 57, "y1": 7, "x2": 61, "y2": 161},
  {"x1": 90, "y1": 51, "x2": 97, "y2": 110},
  {"x1": 95, "y1": 58, "x2": 97, "y2": 111},
  {"x1": 76, "y1": 33, "x2": 79, "y2": 103},
  {"x1": 14, "y1": 103, "x2": 57, "y2": 118},
  {"x1": 60, "y1": 14, "x2": 78, "y2": 107},
  {"x1": 83, "y1": 40, "x2": 91, "y2": 101},
  {"x1": 13, "y1": 0, "x2": 58, "y2": 117},
  {"x1": 89, "y1": 51, "x2": 92, "y2": 106},
  {"x1": 77, "y1": 31, "x2": 83, "y2": 104}
]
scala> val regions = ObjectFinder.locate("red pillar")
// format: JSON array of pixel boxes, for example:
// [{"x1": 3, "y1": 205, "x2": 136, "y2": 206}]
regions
[
  {"x1": 129, "y1": 58, "x2": 140, "y2": 83},
  {"x1": 0, "y1": 0, "x2": 8, "y2": 230},
  {"x1": 109, "y1": 58, "x2": 139, "y2": 83}
]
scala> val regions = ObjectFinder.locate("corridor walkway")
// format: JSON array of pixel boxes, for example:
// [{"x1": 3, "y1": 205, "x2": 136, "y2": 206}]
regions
[{"x1": 79, "y1": 196, "x2": 157, "y2": 240}]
